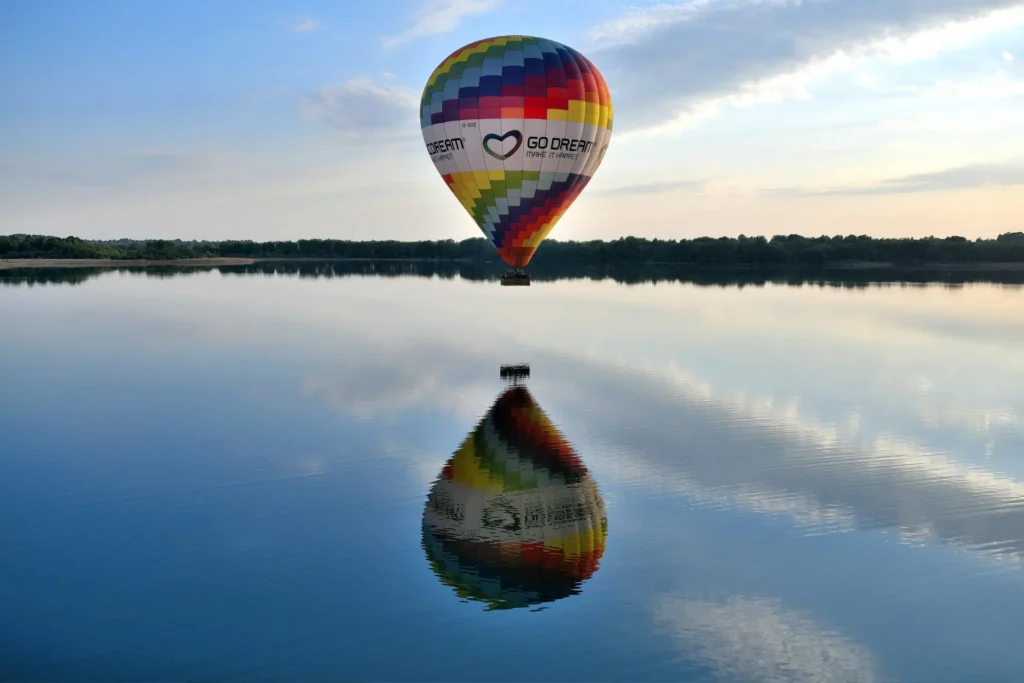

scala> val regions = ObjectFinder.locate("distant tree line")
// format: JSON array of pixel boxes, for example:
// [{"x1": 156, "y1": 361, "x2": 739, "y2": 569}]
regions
[
  {"x1": 2, "y1": 232, "x2": 1023, "y2": 266},
  {"x1": 0, "y1": 235, "x2": 204, "y2": 260}
]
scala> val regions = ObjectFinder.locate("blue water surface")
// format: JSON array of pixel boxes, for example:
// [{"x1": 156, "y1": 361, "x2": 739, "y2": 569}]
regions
[{"x1": 1, "y1": 267, "x2": 1023, "y2": 682}]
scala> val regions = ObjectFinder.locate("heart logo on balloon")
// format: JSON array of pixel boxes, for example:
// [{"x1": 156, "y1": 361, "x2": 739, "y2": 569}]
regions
[{"x1": 482, "y1": 131, "x2": 523, "y2": 161}]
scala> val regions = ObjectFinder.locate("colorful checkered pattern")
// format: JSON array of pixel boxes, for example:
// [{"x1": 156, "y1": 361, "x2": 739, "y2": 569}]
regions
[
  {"x1": 421, "y1": 386, "x2": 608, "y2": 610},
  {"x1": 421, "y1": 35, "x2": 613, "y2": 268}
]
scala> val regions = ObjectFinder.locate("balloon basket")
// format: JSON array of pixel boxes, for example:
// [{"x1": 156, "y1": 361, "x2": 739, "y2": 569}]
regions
[
  {"x1": 500, "y1": 268, "x2": 531, "y2": 286},
  {"x1": 500, "y1": 364, "x2": 530, "y2": 383}
]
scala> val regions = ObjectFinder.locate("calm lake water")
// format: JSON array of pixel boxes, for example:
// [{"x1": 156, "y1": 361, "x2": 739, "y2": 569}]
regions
[{"x1": 2, "y1": 265, "x2": 1023, "y2": 682}]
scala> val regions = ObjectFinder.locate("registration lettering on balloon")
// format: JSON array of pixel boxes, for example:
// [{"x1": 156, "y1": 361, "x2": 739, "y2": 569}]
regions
[{"x1": 420, "y1": 35, "x2": 614, "y2": 269}]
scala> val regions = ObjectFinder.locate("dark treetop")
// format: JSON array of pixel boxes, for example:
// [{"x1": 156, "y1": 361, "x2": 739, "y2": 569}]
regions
[{"x1": 2, "y1": 232, "x2": 1023, "y2": 266}]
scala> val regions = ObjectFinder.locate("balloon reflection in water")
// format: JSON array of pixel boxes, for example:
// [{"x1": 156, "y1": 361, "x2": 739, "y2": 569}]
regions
[{"x1": 422, "y1": 385, "x2": 607, "y2": 610}]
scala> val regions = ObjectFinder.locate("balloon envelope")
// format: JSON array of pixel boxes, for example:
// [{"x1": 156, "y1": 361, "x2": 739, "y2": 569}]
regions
[
  {"x1": 422, "y1": 385, "x2": 607, "y2": 610},
  {"x1": 420, "y1": 35, "x2": 614, "y2": 268}
]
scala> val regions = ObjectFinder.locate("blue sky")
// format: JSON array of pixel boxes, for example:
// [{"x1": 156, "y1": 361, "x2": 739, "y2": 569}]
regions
[{"x1": 1, "y1": 0, "x2": 1022, "y2": 241}]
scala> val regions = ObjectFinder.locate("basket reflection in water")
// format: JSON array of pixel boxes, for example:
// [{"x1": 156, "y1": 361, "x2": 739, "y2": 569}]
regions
[{"x1": 422, "y1": 384, "x2": 607, "y2": 610}]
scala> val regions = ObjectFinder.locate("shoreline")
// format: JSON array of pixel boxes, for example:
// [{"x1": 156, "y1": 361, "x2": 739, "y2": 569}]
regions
[
  {"x1": 2, "y1": 257, "x2": 1023, "y2": 271},
  {"x1": 0, "y1": 258, "x2": 256, "y2": 270}
]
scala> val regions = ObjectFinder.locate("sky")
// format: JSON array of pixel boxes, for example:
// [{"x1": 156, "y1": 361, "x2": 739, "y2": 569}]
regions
[{"x1": 1, "y1": 0, "x2": 1022, "y2": 242}]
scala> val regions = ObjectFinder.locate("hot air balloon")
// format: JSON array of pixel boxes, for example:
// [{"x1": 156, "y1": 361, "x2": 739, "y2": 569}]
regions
[
  {"x1": 421, "y1": 382, "x2": 607, "y2": 610},
  {"x1": 420, "y1": 36, "x2": 614, "y2": 286}
]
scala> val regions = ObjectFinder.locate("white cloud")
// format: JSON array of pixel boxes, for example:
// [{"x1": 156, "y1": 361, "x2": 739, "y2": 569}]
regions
[
  {"x1": 771, "y1": 162, "x2": 1024, "y2": 196},
  {"x1": 654, "y1": 595, "x2": 881, "y2": 683},
  {"x1": 1005, "y1": 50, "x2": 1017, "y2": 61},
  {"x1": 303, "y1": 359, "x2": 493, "y2": 422},
  {"x1": 869, "y1": 7, "x2": 1024, "y2": 63},
  {"x1": 283, "y1": 329, "x2": 1024, "y2": 565},
  {"x1": 583, "y1": 360, "x2": 1024, "y2": 563},
  {"x1": 852, "y1": 71, "x2": 877, "y2": 88},
  {"x1": 381, "y1": 0, "x2": 500, "y2": 48},
  {"x1": 300, "y1": 337, "x2": 503, "y2": 422},
  {"x1": 923, "y1": 71, "x2": 1024, "y2": 99},
  {"x1": 587, "y1": 1, "x2": 1024, "y2": 137},
  {"x1": 591, "y1": 178, "x2": 705, "y2": 197},
  {"x1": 293, "y1": 18, "x2": 320, "y2": 32},
  {"x1": 301, "y1": 78, "x2": 419, "y2": 140}
]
